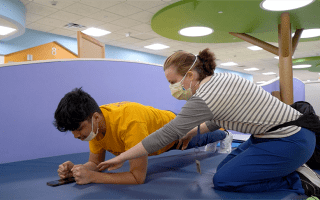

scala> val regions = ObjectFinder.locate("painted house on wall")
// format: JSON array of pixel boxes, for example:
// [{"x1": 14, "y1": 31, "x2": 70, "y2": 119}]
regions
[{"x1": 4, "y1": 41, "x2": 78, "y2": 63}]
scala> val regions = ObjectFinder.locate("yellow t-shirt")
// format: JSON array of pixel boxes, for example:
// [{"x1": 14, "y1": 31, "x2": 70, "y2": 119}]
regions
[{"x1": 89, "y1": 102, "x2": 177, "y2": 156}]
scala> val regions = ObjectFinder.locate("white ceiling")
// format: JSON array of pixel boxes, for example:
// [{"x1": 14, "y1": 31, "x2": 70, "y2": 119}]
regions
[{"x1": 20, "y1": 0, "x2": 320, "y2": 83}]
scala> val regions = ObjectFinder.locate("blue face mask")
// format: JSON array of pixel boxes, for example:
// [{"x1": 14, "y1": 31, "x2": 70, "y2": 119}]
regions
[{"x1": 83, "y1": 116, "x2": 99, "y2": 141}]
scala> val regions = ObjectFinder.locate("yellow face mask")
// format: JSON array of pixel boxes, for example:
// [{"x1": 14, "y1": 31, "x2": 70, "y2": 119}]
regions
[{"x1": 169, "y1": 56, "x2": 198, "y2": 100}]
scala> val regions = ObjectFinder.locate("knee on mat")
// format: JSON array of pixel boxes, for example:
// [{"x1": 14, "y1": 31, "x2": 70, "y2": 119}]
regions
[{"x1": 213, "y1": 171, "x2": 232, "y2": 190}]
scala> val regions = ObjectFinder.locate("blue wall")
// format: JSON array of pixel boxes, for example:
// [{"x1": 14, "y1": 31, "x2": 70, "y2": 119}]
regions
[
  {"x1": 261, "y1": 78, "x2": 305, "y2": 102},
  {"x1": 0, "y1": 28, "x2": 253, "y2": 81},
  {"x1": 215, "y1": 68, "x2": 252, "y2": 82},
  {"x1": 0, "y1": 60, "x2": 187, "y2": 164}
]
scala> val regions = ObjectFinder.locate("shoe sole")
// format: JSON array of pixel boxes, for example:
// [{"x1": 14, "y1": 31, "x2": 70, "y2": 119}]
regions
[{"x1": 297, "y1": 166, "x2": 320, "y2": 187}]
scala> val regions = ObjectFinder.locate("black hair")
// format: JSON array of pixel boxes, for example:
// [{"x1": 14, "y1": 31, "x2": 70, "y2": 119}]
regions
[{"x1": 53, "y1": 87, "x2": 102, "y2": 132}]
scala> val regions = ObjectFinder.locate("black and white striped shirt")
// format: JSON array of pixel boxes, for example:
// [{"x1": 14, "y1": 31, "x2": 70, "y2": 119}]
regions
[{"x1": 142, "y1": 73, "x2": 302, "y2": 154}]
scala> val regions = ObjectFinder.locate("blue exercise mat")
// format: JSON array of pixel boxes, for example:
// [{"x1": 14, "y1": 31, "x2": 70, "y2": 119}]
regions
[{"x1": 0, "y1": 146, "x2": 315, "y2": 199}]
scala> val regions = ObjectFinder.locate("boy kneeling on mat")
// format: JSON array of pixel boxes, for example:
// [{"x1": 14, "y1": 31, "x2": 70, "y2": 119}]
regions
[{"x1": 53, "y1": 88, "x2": 232, "y2": 185}]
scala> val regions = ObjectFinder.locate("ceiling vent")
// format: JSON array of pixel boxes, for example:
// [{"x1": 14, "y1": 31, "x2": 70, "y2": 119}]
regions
[
  {"x1": 64, "y1": 23, "x2": 85, "y2": 29},
  {"x1": 126, "y1": 32, "x2": 156, "y2": 41}
]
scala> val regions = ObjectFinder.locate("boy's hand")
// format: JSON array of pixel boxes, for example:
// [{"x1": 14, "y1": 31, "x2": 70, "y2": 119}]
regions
[
  {"x1": 57, "y1": 161, "x2": 74, "y2": 179},
  {"x1": 71, "y1": 165, "x2": 93, "y2": 185}
]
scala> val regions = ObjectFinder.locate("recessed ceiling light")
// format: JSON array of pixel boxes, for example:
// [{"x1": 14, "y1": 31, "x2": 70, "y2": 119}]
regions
[
  {"x1": 220, "y1": 62, "x2": 238, "y2": 66},
  {"x1": 244, "y1": 68, "x2": 259, "y2": 71},
  {"x1": 0, "y1": 25, "x2": 16, "y2": 35},
  {"x1": 260, "y1": 0, "x2": 314, "y2": 11},
  {"x1": 179, "y1": 26, "x2": 213, "y2": 37},
  {"x1": 262, "y1": 72, "x2": 276, "y2": 75},
  {"x1": 247, "y1": 46, "x2": 262, "y2": 51},
  {"x1": 82, "y1": 27, "x2": 110, "y2": 37},
  {"x1": 292, "y1": 64, "x2": 312, "y2": 69},
  {"x1": 144, "y1": 43, "x2": 169, "y2": 50}
]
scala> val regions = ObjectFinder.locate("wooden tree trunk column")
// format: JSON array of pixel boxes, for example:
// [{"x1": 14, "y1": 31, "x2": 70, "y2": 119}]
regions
[
  {"x1": 278, "y1": 12, "x2": 293, "y2": 105},
  {"x1": 229, "y1": 13, "x2": 304, "y2": 105}
]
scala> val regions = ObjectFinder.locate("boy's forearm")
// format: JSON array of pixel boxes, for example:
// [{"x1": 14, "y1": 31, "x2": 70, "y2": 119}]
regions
[
  {"x1": 90, "y1": 171, "x2": 143, "y2": 185},
  {"x1": 88, "y1": 153, "x2": 147, "y2": 185}
]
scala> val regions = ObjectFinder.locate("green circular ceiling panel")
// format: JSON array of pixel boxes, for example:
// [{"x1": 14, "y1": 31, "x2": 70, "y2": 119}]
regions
[
  {"x1": 292, "y1": 56, "x2": 320, "y2": 72},
  {"x1": 151, "y1": 0, "x2": 320, "y2": 43}
]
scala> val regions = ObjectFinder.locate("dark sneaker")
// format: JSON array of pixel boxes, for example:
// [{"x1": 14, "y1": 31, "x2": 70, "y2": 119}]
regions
[{"x1": 296, "y1": 164, "x2": 320, "y2": 197}]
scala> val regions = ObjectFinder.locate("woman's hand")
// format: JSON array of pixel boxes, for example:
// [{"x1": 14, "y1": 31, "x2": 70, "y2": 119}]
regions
[
  {"x1": 97, "y1": 156, "x2": 125, "y2": 171},
  {"x1": 176, "y1": 134, "x2": 193, "y2": 150},
  {"x1": 97, "y1": 142, "x2": 149, "y2": 171}
]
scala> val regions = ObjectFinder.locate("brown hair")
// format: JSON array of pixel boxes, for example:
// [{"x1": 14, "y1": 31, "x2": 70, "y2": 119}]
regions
[{"x1": 163, "y1": 48, "x2": 216, "y2": 81}]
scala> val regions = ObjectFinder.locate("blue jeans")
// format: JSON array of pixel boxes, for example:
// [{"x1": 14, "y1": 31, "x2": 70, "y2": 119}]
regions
[
  {"x1": 213, "y1": 128, "x2": 316, "y2": 194},
  {"x1": 168, "y1": 129, "x2": 227, "y2": 151}
]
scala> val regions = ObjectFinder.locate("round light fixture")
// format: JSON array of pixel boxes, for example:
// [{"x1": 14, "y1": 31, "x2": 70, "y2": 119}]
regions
[
  {"x1": 0, "y1": 25, "x2": 16, "y2": 36},
  {"x1": 300, "y1": 28, "x2": 320, "y2": 38},
  {"x1": 260, "y1": 0, "x2": 314, "y2": 11},
  {"x1": 179, "y1": 26, "x2": 213, "y2": 37},
  {"x1": 292, "y1": 64, "x2": 312, "y2": 69}
]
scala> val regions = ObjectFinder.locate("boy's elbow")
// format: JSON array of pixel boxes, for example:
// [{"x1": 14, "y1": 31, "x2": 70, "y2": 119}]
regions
[
  {"x1": 131, "y1": 172, "x2": 146, "y2": 184},
  {"x1": 138, "y1": 178, "x2": 146, "y2": 184},
  {"x1": 135, "y1": 175, "x2": 146, "y2": 184}
]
